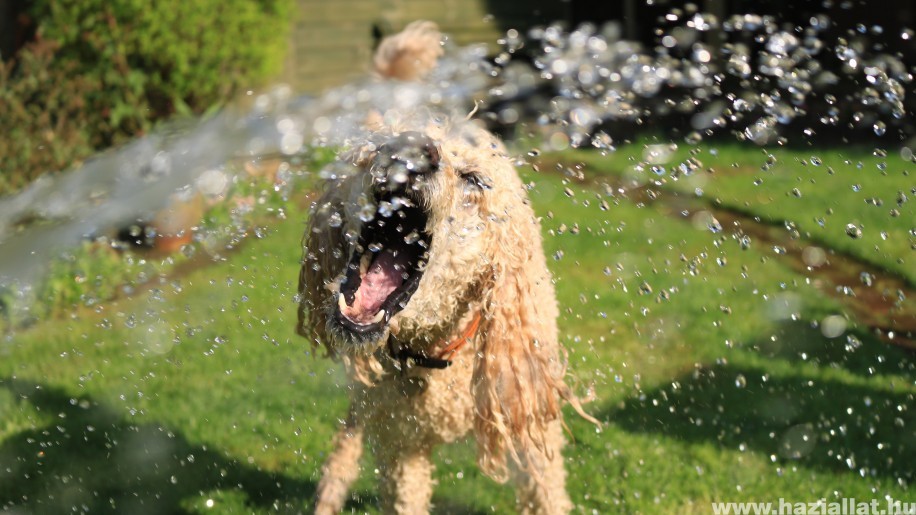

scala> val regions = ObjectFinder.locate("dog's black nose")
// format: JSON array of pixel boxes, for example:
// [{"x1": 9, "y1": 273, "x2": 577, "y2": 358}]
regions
[{"x1": 375, "y1": 132, "x2": 440, "y2": 176}]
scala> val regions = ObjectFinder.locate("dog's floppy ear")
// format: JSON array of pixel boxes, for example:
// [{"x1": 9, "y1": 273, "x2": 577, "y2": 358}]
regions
[
  {"x1": 297, "y1": 192, "x2": 349, "y2": 356},
  {"x1": 471, "y1": 205, "x2": 586, "y2": 481}
]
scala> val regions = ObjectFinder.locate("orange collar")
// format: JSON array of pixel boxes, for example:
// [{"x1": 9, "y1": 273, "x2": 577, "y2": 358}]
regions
[
  {"x1": 436, "y1": 311, "x2": 482, "y2": 360},
  {"x1": 387, "y1": 311, "x2": 482, "y2": 370}
]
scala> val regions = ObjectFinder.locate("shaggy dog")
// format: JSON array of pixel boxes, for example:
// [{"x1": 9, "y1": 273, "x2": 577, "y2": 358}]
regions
[{"x1": 297, "y1": 22, "x2": 594, "y2": 514}]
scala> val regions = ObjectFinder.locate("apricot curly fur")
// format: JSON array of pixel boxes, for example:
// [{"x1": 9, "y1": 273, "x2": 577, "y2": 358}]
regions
[{"x1": 298, "y1": 22, "x2": 596, "y2": 515}]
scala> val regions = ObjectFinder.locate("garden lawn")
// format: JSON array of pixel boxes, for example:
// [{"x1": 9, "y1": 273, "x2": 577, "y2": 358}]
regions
[
  {"x1": 0, "y1": 153, "x2": 913, "y2": 513},
  {"x1": 540, "y1": 139, "x2": 915, "y2": 285}
]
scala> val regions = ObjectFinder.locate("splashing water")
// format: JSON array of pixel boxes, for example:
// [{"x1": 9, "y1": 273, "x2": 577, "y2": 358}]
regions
[
  {"x1": 0, "y1": 44, "x2": 494, "y2": 288},
  {"x1": 0, "y1": 11, "x2": 912, "y2": 303}
]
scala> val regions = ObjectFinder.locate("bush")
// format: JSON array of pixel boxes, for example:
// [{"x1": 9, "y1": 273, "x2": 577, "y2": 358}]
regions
[
  {"x1": 0, "y1": 0, "x2": 293, "y2": 193},
  {"x1": 0, "y1": 39, "x2": 99, "y2": 193}
]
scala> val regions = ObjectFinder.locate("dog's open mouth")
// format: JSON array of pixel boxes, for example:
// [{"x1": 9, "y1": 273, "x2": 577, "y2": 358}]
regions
[
  {"x1": 335, "y1": 197, "x2": 430, "y2": 334},
  {"x1": 330, "y1": 131, "x2": 440, "y2": 338}
]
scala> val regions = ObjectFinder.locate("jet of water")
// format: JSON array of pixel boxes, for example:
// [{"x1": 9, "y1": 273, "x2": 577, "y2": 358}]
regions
[{"x1": 0, "y1": 44, "x2": 494, "y2": 287}]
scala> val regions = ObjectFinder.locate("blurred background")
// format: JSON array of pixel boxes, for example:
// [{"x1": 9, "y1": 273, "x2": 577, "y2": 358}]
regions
[{"x1": 2, "y1": 0, "x2": 916, "y2": 190}]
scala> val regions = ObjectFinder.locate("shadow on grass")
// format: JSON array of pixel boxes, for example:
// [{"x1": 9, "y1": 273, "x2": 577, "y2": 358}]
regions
[
  {"x1": 0, "y1": 377, "x2": 332, "y2": 514},
  {"x1": 748, "y1": 320, "x2": 914, "y2": 380},
  {"x1": 603, "y1": 324, "x2": 915, "y2": 483},
  {"x1": 0, "y1": 377, "x2": 489, "y2": 514}
]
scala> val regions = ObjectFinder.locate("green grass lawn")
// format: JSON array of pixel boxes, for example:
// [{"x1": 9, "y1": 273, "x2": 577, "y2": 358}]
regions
[
  {"x1": 0, "y1": 142, "x2": 913, "y2": 513},
  {"x1": 539, "y1": 138, "x2": 915, "y2": 285}
]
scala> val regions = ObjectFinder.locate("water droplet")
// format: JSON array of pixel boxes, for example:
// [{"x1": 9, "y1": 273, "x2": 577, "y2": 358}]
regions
[
  {"x1": 802, "y1": 246, "x2": 826, "y2": 267},
  {"x1": 779, "y1": 424, "x2": 817, "y2": 459},
  {"x1": 845, "y1": 334, "x2": 862, "y2": 352},
  {"x1": 403, "y1": 231, "x2": 421, "y2": 245},
  {"x1": 706, "y1": 216, "x2": 722, "y2": 233},
  {"x1": 821, "y1": 314, "x2": 847, "y2": 338},
  {"x1": 359, "y1": 205, "x2": 376, "y2": 223},
  {"x1": 845, "y1": 224, "x2": 862, "y2": 238},
  {"x1": 685, "y1": 131, "x2": 703, "y2": 144}
]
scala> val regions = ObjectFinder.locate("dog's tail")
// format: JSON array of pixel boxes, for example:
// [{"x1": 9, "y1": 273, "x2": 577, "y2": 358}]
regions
[{"x1": 373, "y1": 21, "x2": 443, "y2": 81}]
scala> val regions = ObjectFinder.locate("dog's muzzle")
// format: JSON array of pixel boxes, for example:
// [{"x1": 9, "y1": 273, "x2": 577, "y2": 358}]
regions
[
  {"x1": 369, "y1": 131, "x2": 440, "y2": 190},
  {"x1": 332, "y1": 132, "x2": 441, "y2": 345}
]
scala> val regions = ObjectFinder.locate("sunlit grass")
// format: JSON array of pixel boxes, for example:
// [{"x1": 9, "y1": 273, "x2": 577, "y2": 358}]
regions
[
  {"x1": 541, "y1": 138, "x2": 915, "y2": 285},
  {"x1": 0, "y1": 144, "x2": 913, "y2": 513},
  {"x1": 527, "y1": 168, "x2": 913, "y2": 511}
]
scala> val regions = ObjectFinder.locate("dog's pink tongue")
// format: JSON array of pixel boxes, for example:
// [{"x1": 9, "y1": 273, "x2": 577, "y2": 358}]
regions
[{"x1": 342, "y1": 250, "x2": 407, "y2": 324}]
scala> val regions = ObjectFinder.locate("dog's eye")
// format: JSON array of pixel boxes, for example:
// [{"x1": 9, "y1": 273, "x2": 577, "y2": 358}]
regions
[{"x1": 460, "y1": 171, "x2": 492, "y2": 191}]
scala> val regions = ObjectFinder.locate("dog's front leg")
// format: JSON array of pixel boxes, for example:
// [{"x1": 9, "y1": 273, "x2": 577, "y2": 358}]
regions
[
  {"x1": 511, "y1": 419, "x2": 573, "y2": 515},
  {"x1": 375, "y1": 443, "x2": 435, "y2": 514},
  {"x1": 315, "y1": 410, "x2": 364, "y2": 515}
]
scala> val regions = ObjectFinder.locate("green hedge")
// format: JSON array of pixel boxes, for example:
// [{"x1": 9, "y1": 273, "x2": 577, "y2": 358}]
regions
[{"x1": 0, "y1": 0, "x2": 293, "y2": 193}]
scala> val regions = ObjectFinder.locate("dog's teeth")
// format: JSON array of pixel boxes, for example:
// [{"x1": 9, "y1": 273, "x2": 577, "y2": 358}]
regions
[
  {"x1": 360, "y1": 254, "x2": 372, "y2": 275},
  {"x1": 371, "y1": 310, "x2": 386, "y2": 324},
  {"x1": 338, "y1": 295, "x2": 348, "y2": 311}
]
